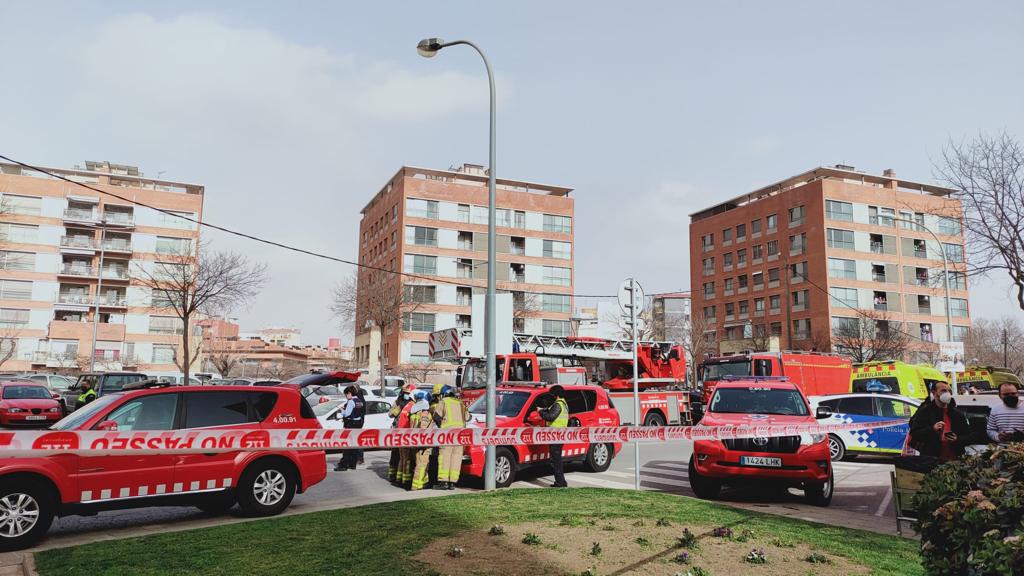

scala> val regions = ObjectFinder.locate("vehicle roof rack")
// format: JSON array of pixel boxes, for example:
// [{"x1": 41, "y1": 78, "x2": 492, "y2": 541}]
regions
[{"x1": 121, "y1": 378, "x2": 174, "y2": 391}]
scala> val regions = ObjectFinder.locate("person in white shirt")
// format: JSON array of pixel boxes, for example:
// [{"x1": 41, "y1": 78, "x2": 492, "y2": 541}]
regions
[{"x1": 987, "y1": 382, "x2": 1024, "y2": 444}]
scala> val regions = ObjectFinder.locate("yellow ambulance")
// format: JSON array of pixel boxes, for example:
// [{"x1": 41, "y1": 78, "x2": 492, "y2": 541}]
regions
[
  {"x1": 955, "y1": 366, "x2": 1021, "y2": 394},
  {"x1": 850, "y1": 361, "x2": 949, "y2": 400}
]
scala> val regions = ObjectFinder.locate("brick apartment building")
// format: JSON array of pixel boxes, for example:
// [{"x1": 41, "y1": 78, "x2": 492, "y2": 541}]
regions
[
  {"x1": 354, "y1": 164, "x2": 574, "y2": 372},
  {"x1": 0, "y1": 160, "x2": 203, "y2": 374},
  {"x1": 689, "y1": 165, "x2": 970, "y2": 360}
]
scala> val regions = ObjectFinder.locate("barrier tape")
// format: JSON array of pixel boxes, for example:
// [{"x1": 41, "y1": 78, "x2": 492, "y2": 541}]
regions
[{"x1": 0, "y1": 419, "x2": 907, "y2": 457}]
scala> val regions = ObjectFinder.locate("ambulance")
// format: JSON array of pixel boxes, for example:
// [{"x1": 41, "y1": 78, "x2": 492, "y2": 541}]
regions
[
  {"x1": 849, "y1": 361, "x2": 948, "y2": 400},
  {"x1": 954, "y1": 366, "x2": 1021, "y2": 394}
]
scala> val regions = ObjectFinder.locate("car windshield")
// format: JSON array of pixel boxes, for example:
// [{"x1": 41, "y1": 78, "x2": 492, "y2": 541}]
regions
[
  {"x1": 51, "y1": 394, "x2": 120, "y2": 430},
  {"x1": 709, "y1": 387, "x2": 809, "y2": 416},
  {"x1": 852, "y1": 376, "x2": 900, "y2": 394},
  {"x1": 702, "y1": 360, "x2": 751, "y2": 381},
  {"x1": 2, "y1": 385, "x2": 52, "y2": 400},
  {"x1": 468, "y1": 390, "x2": 529, "y2": 417},
  {"x1": 313, "y1": 400, "x2": 344, "y2": 417}
]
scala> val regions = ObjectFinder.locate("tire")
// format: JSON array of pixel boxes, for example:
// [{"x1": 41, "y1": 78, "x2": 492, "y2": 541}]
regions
[
  {"x1": 195, "y1": 495, "x2": 236, "y2": 514},
  {"x1": 0, "y1": 479, "x2": 55, "y2": 551},
  {"x1": 236, "y1": 460, "x2": 296, "y2": 517},
  {"x1": 643, "y1": 412, "x2": 666, "y2": 427},
  {"x1": 827, "y1": 434, "x2": 847, "y2": 461},
  {"x1": 805, "y1": 468, "x2": 834, "y2": 507},
  {"x1": 584, "y1": 443, "x2": 612, "y2": 473},
  {"x1": 494, "y1": 448, "x2": 517, "y2": 489},
  {"x1": 688, "y1": 456, "x2": 721, "y2": 500}
]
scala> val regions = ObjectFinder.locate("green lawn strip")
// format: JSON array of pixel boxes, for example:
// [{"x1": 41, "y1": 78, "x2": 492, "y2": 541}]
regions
[{"x1": 35, "y1": 489, "x2": 922, "y2": 576}]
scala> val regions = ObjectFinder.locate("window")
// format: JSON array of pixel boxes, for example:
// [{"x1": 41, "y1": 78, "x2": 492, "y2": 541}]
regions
[
  {"x1": 943, "y1": 243, "x2": 964, "y2": 263},
  {"x1": 789, "y1": 232, "x2": 806, "y2": 255},
  {"x1": 158, "y1": 211, "x2": 195, "y2": 229},
  {"x1": 950, "y1": 298, "x2": 969, "y2": 317},
  {"x1": 751, "y1": 219, "x2": 762, "y2": 235},
  {"x1": 0, "y1": 280, "x2": 31, "y2": 301},
  {"x1": 456, "y1": 286, "x2": 473, "y2": 306},
  {"x1": 938, "y1": 216, "x2": 962, "y2": 236},
  {"x1": 920, "y1": 323, "x2": 934, "y2": 342},
  {"x1": 542, "y1": 320, "x2": 571, "y2": 337},
  {"x1": 3, "y1": 195, "x2": 41, "y2": 216},
  {"x1": 514, "y1": 210, "x2": 526, "y2": 228},
  {"x1": 0, "y1": 223, "x2": 38, "y2": 243},
  {"x1": 703, "y1": 306, "x2": 716, "y2": 321},
  {"x1": 402, "y1": 312, "x2": 436, "y2": 332},
  {"x1": 788, "y1": 206, "x2": 805, "y2": 226},
  {"x1": 825, "y1": 200, "x2": 853, "y2": 221},
  {"x1": 405, "y1": 226, "x2": 438, "y2": 247},
  {"x1": 0, "y1": 251, "x2": 34, "y2": 271},
  {"x1": 543, "y1": 214, "x2": 572, "y2": 234},
  {"x1": 542, "y1": 266, "x2": 571, "y2": 286},
  {"x1": 827, "y1": 228, "x2": 855, "y2": 250},
  {"x1": 701, "y1": 233, "x2": 714, "y2": 251},
  {"x1": 948, "y1": 271, "x2": 967, "y2": 290},
  {"x1": 752, "y1": 272, "x2": 764, "y2": 287},
  {"x1": 738, "y1": 274, "x2": 748, "y2": 289},
  {"x1": 792, "y1": 318, "x2": 811, "y2": 339},
  {"x1": 404, "y1": 254, "x2": 437, "y2": 275},
  {"x1": 703, "y1": 282, "x2": 715, "y2": 298},
  {"x1": 736, "y1": 249, "x2": 747, "y2": 267},
  {"x1": 828, "y1": 257, "x2": 857, "y2": 280},
  {"x1": 724, "y1": 303, "x2": 735, "y2": 317},
  {"x1": 184, "y1": 392, "x2": 255, "y2": 428},
  {"x1": 496, "y1": 208, "x2": 511, "y2": 228},
  {"x1": 769, "y1": 295, "x2": 781, "y2": 312},
  {"x1": 736, "y1": 223, "x2": 746, "y2": 240},
  {"x1": 702, "y1": 257, "x2": 715, "y2": 275},
  {"x1": 754, "y1": 298, "x2": 765, "y2": 312},
  {"x1": 951, "y1": 325, "x2": 969, "y2": 342},
  {"x1": 404, "y1": 284, "x2": 437, "y2": 304},
  {"x1": 405, "y1": 198, "x2": 438, "y2": 219},
  {"x1": 103, "y1": 393, "x2": 179, "y2": 431},
  {"x1": 876, "y1": 397, "x2": 915, "y2": 419},
  {"x1": 766, "y1": 214, "x2": 778, "y2": 230},
  {"x1": 723, "y1": 252, "x2": 733, "y2": 268},
  {"x1": 767, "y1": 240, "x2": 779, "y2": 257},
  {"x1": 768, "y1": 267, "x2": 780, "y2": 283},
  {"x1": 791, "y1": 289, "x2": 809, "y2": 308},
  {"x1": 457, "y1": 204, "x2": 470, "y2": 223},
  {"x1": 869, "y1": 206, "x2": 895, "y2": 227},
  {"x1": 752, "y1": 244, "x2": 763, "y2": 260},
  {"x1": 409, "y1": 341, "x2": 430, "y2": 363},
  {"x1": 542, "y1": 293, "x2": 571, "y2": 313},
  {"x1": 152, "y1": 344, "x2": 176, "y2": 363},
  {"x1": 149, "y1": 316, "x2": 184, "y2": 335},
  {"x1": 0, "y1": 308, "x2": 29, "y2": 327},
  {"x1": 151, "y1": 290, "x2": 176, "y2": 308},
  {"x1": 739, "y1": 300, "x2": 749, "y2": 315},
  {"x1": 836, "y1": 396, "x2": 873, "y2": 416},
  {"x1": 543, "y1": 240, "x2": 571, "y2": 259},
  {"x1": 722, "y1": 228, "x2": 733, "y2": 243},
  {"x1": 724, "y1": 277, "x2": 734, "y2": 292},
  {"x1": 790, "y1": 261, "x2": 807, "y2": 281},
  {"x1": 155, "y1": 236, "x2": 191, "y2": 255},
  {"x1": 830, "y1": 287, "x2": 858, "y2": 309}
]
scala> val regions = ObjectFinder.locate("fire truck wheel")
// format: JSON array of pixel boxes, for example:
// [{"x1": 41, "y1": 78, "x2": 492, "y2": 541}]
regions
[
  {"x1": 643, "y1": 412, "x2": 666, "y2": 427},
  {"x1": 237, "y1": 459, "x2": 296, "y2": 517},
  {"x1": 584, "y1": 443, "x2": 612, "y2": 473},
  {"x1": 804, "y1": 468, "x2": 834, "y2": 507},
  {"x1": 688, "y1": 456, "x2": 721, "y2": 500},
  {"x1": 0, "y1": 479, "x2": 55, "y2": 552},
  {"x1": 494, "y1": 448, "x2": 517, "y2": 489}
]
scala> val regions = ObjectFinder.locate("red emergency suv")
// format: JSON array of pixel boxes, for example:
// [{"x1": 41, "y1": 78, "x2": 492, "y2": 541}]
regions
[
  {"x1": 0, "y1": 384, "x2": 327, "y2": 550},
  {"x1": 461, "y1": 383, "x2": 622, "y2": 488},
  {"x1": 688, "y1": 377, "x2": 835, "y2": 506},
  {"x1": 0, "y1": 383, "x2": 63, "y2": 427}
]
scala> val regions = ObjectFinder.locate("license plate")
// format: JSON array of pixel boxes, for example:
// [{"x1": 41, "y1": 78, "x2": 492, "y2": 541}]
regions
[
  {"x1": 25, "y1": 415, "x2": 46, "y2": 421},
  {"x1": 740, "y1": 456, "x2": 782, "y2": 467}
]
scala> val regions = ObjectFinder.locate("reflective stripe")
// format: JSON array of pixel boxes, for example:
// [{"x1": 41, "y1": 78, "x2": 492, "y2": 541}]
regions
[
  {"x1": 440, "y1": 397, "x2": 466, "y2": 428},
  {"x1": 79, "y1": 478, "x2": 233, "y2": 503},
  {"x1": 549, "y1": 398, "x2": 569, "y2": 428}
]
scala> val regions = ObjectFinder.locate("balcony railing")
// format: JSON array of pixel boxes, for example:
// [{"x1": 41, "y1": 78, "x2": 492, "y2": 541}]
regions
[
  {"x1": 870, "y1": 242, "x2": 884, "y2": 254},
  {"x1": 511, "y1": 275, "x2": 526, "y2": 283},
  {"x1": 60, "y1": 236, "x2": 97, "y2": 249},
  {"x1": 103, "y1": 240, "x2": 132, "y2": 252},
  {"x1": 63, "y1": 209, "x2": 97, "y2": 222},
  {"x1": 102, "y1": 213, "x2": 135, "y2": 226},
  {"x1": 914, "y1": 249, "x2": 927, "y2": 259},
  {"x1": 101, "y1": 268, "x2": 130, "y2": 280},
  {"x1": 57, "y1": 293, "x2": 91, "y2": 305},
  {"x1": 60, "y1": 264, "x2": 96, "y2": 276},
  {"x1": 100, "y1": 296, "x2": 128, "y2": 306}
]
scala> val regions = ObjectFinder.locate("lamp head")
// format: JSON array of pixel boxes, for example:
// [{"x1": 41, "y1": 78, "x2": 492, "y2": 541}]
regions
[{"x1": 417, "y1": 38, "x2": 444, "y2": 58}]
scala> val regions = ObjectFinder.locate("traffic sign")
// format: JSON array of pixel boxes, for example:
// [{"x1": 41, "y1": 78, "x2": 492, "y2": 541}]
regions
[{"x1": 618, "y1": 278, "x2": 645, "y2": 315}]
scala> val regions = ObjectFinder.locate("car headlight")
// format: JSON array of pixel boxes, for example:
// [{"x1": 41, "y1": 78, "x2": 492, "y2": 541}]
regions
[
  {"x1": 6, "y1": 407, "x2": 23, "y2": 413},
  {"x1": 800, "y1": 432, "x2": 827, "y2": 445},
  {"x1": 46, "y1": 407, "x2": 60, "y2": 413}
]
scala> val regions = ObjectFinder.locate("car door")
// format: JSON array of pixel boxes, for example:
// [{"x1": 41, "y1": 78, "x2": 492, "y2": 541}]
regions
[
  {"x1": 363, "y1": 400, "x2": 392, "y2": 430},
  {"x1": 560, "y1": 390, "x2": 590, "y2": 460},
  {"x1": 834, "y1": 396, "x2": 878, "y2": 454},
  {"x1": 871, "y1": 397, "x2": 915, "y2": 453},
  {"x1": 78, "y1": 392, "x2": 179, "y2": 504}
]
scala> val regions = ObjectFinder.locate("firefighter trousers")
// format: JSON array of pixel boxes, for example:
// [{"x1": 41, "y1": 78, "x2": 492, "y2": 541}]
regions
[
  {"x1": 411, "y1": 449, "x2": 432, "y2": 490},
  {"x1": 388, "y1": 448, "x2": 399, "y2": 481},
  {"x1": 438, "y1": 445, "x2": 463, "y2": 483},
  {"x1": 398, "y1": 448, "x2": 413, "y2": 484}
]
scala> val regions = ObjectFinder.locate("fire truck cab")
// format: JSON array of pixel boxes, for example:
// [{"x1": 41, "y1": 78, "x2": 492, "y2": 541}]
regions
[{"x1": 700, "y1": 351, "x2": 852, "y2": 405}]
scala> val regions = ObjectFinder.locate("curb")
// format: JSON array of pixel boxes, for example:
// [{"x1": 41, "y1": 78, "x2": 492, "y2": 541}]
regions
[{"x1": 21, "y1": 553, "x2": 35, "y2": 576}]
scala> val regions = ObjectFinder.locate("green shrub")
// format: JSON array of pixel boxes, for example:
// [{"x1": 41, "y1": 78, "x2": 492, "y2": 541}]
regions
[
  {"x1": 522, "y1": 532, "x2": 541, "y2": 545},
  {"x1": 912, "y1": 443, "x2": 1024, "y2": 575},
  {"x1": 590, "y1": 542, "x2": 603, "y2": 557}
]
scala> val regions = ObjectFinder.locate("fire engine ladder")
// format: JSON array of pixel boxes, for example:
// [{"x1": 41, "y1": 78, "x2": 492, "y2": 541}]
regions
[{"x1": 512, "y1": 334, "x2": 676, "y2": 361}]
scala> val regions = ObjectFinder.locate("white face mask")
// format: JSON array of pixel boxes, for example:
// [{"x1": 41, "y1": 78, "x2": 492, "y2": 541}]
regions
[{"x1": 938, "y1": 392, "x2": 953, "y2": 405}]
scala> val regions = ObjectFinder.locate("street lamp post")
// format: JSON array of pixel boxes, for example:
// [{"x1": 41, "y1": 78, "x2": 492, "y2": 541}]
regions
[{"x1": 418, "y1": 38, "x2": 499, "y2": 490}]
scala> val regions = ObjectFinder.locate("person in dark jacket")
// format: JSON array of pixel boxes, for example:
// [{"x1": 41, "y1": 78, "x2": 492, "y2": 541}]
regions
[
  {"x1": 334, "y1": 385, "x2": 366, "y2": 471},
  {"x1": 908, "y1": 381, "x2": 969, "y2": 461},
  {"x1": 537, "y1": 385, "x2": 570, "y2": 487}
]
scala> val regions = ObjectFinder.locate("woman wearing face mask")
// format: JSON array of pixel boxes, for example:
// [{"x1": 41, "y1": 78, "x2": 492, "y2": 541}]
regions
[{"x1": 909, "y1": 381, "x2": 970, "y2": 461}]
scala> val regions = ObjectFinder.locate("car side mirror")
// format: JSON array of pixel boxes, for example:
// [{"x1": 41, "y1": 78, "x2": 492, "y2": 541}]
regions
[
  {"x1": 815, "y1": 407, "x2": 833, "y2": 420},
  {"x1": 97, "y1": 420, "x2": 119, "y2": 431}
]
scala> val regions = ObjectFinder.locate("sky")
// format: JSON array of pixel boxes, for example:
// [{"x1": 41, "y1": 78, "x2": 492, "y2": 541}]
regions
[{"x1": 1, "y1": 1, "x2": 1022, "y2": 344}]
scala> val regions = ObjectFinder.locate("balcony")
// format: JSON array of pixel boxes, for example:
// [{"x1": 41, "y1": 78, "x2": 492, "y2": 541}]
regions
[
  {"x1": 99, "y1": 295, "x2": 128, "y2": 307},
  {"x1": 102, "y1": 240, "x2": 133, "y2": 253},
  {"x1": 59, "y1": 264, "x2": 97, "y2": 278},
  {"x1": 63, "y1": 209, "x2": 98, "y2": 223},
  {"x1": 57, "y1": 293, "x2": 92, "y2": 305},
  {"x1": 60, "y1": 236, "x2": 97, "y2": 251},
  {"x1": 100, "y1": 268, "x2": 130, "y2": 281},
  {"x1": 102, "y1": 212, "x2": 135, "y2": 227},
  {"x1": 870, "y1": 242, "x2": 884, "y2": 254}
]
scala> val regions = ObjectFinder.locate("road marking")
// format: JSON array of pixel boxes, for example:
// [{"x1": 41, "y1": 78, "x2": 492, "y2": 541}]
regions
[
  {"x1": 834, "y1": 491, "x2": 877, "y2": 496},
  {"x1": 641, "y1": 468, "x2": 689, "y2": 480},
  {"x1": 647, "y1": 462, "x2": 688, "y2": 470},
  {"x1": 875, "y1": 486, "x2": 893, "y2": 516}
]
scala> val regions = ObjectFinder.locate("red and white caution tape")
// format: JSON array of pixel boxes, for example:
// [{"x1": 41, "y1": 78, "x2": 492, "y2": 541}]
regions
[{"x1": 0, "y1": 419, "x2": 906, "y2": 457}]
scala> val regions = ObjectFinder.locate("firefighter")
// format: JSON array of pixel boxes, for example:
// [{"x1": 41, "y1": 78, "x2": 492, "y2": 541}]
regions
[
  {"x1": 387, "y1": 383, "x2": 416, "y2": 485},
  {"x1": 409, "y1": 393, "x2": 435, "y2": 491},
  {"x1": 539, "y1": 384, "x2": 569, "y2": 487},
  {"x1": 427, "y1": 382, "x2": 445, "y2": 486},
  {"x1": 432, "y1": 385, "x2": 469, "y2": 490}
]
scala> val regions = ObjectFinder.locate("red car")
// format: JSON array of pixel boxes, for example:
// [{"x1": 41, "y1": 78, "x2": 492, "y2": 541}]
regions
[
  {"x1": 0, "y1": 382, "x2": 63, "y2": 427},
  {"x1": 688, "y1": 377, "x2": 834, "y2": 506},
  {"x1": 0, "y1": 384, "x2": 327, "y2": 551},
  {"x1": 461, "y1": 384, "x2": 622, "y2": 488}
]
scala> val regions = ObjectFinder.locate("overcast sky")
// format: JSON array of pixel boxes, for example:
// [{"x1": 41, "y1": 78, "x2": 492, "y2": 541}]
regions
[{"x1": 2, "y1": 1, "x2": 1022, "y2": 344}]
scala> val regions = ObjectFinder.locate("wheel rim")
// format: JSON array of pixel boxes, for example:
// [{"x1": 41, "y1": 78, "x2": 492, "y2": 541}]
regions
[
  {"x1": 647, "y1": 415, "x2": 663, "y2": 426},
  {"x1": 823, "y1": 472, "x2": 833, "y2": 498},
  {"x1": 0, "y1": 493, "x2": 40, "y2": 538},
  {"x1": 592, "y1": 443, "x2": 609, "y2": 466},
  {"x1": 495, "y1": 456, "x2": 512, "y2": 485},
  {"x1": 828, "y1": 437, "x2": 842, "y2": 460},
  {"x1": 253, "y1": 470, "x2": 287, "y2": 506}
]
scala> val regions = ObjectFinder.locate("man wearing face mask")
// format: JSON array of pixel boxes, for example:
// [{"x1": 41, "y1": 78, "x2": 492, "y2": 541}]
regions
[
  {"x1": 987, "y1": 382, "x2": 1024, "y2": 445},
  {"x1": 909, "y1": 381, "x2": 969, "y2": 461}
]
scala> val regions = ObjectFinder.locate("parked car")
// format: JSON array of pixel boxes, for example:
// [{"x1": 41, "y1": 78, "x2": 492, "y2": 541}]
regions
[
  {"x1": 461, "y1": 383, "x2": 621, "y2": 489},
  {"x1": 19, "y1": 374, "x2": 76, "y2": 413},
  {"x1": 60, "y1": 372, "x2": 149, "y2": 412},
  {"x1": 0, "y1": 382, "x2": 63, "y2": 427},
  {"x1": 809, "y1": 393, "x2": 919, "y2": 460},
  {"x1": 0, "y1": 382, "x2": 327, "y2": 550},
  {"x1": 210, "y1": 378, "x2": 255, "y2": 386},
  {"x1": 313, "y1": 398, "x2": 394, "y2": 431},
  {"x1": 689, "y1": 376, "x2": 834, "y2": 506},
  {"x1": 278, "y1": 371, "x2": 360, "y2": 391}
]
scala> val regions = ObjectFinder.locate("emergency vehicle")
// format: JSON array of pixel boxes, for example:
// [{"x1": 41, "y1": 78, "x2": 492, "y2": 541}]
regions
[
  {"x1": 808, "y1": 393, "x2": 919, "y2": 460},
  {"x1": 699, "y1": 351, "x2": 852, "y2": 405},
  {"x1": 954, "y1": 366, "x2": 1021, "y2": 394},
  {"x1": 432, "y1": 329, "x2": 693, "y2": 426},
  {"x1": 850, "y1": 361, "x2": 947, "y2": 400}
]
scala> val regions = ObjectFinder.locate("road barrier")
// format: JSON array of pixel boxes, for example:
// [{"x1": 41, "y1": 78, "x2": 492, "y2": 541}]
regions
[{"x1": 0, "y1": 419, "x2": 907, "y2": 456}]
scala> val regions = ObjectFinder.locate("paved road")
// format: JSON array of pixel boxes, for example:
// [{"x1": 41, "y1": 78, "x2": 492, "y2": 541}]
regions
[{"x1": 40, "y1": 440, "x2": 898, "y2": 548}]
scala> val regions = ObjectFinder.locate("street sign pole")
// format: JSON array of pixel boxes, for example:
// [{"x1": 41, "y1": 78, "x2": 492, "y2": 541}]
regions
[{"x1": 630, "y1": 278, "x2": 641, "y2": 491}]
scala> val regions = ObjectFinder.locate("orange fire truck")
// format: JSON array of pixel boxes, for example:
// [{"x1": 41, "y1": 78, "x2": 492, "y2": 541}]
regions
[{"x1": 699, "y1": 351, "x2": 852, "y2": 404}]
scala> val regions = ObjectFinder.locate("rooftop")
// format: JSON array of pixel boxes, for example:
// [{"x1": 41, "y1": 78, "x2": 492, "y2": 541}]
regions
[{"x1": 0, "y1": 160, "x2": 204, "y2": 195}]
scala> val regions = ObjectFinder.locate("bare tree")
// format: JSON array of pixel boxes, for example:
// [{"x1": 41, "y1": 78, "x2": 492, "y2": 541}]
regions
[
  {"x1": 261, "y1": 359, "x2": 307, "y2": 381},
  {"x1": 204, "y1": 338, "x2": 241, "y2": 378},
  {"x1": 747, "y1": 322, "x2": 775, "y2": 353},
  {"x1": 601, "y1": 297, "x2": 657, "y2": 341},
  {"x1": 830, "y1": 312, "x2": 911, "y2": 363},
  {"x1": 512, "y1": 291, "x2": 541, "y2": 333},
  {"x1": 681, "y1": 313, "x2": 717, "y2": 384},
  {"x1": 51, "y1": 352, "x2": 91, "y2": 376},
  {"x1": 936, "y1": 133, "x2": 1024, "y2": 310},
  {"x1": 134, "y1": 240, "x2": 266, "y2": 383},
  {"x1": 396, "y1": 362, "x2": 440, "y2": 384},
  {"x1": 0, "y1": 326, "x2": 20, "y2": 369},
  {"x1": 966, "y1": 317, "x2": 1024, "y2": 374}
]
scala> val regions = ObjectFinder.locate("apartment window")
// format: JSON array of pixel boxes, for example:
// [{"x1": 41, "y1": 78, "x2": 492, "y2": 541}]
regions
[
  {"x1": 405, "y1": 226, "x2": 438, "y2": 247},
  {"x1": 830, "y1": 287, "x2": 858, "y2": 309},
  {"x1": 766, "y1": 240, "x2": 779, "y2": 257},
  {"x1": 0, "y1": 251, "x2": 34, "y2": 271},
  {"x1": 789, "y1": 232, "x2": 806, "y2": 255},
  {"x1": 938, "y1": 216, "x2": 962, "y2": 236},
  {"x1": 769, "y1": 295, "x2": 781, "y2": 312},
  {"x1": 702, "y1": 282, "x2": 714, "y2": 298},
  {"x1": 751, "y1": 219, "x2": 762, "y2": 235},
  {"x1": 828, "y1": 258, "x2": 857, "y2": 280},
  {"x1": 739, "y1": 300, "x2": 749, "y2": 315},
  {"x1": 920, "y1": 323, "x2": 934, "y2": 342},
  {"x1": 149, "y1": 316, "x2": 184, "y2": 335},
  {"x1": 790, "y1": 261, "x2": 808, "y2": 282},
  {"x1": 872, "y1": 264, "x2": 887, "y2": 283},
  {"x1": 723, "y1": 252, "x2": 733, "y2": 268},
  {"x1": 948, "y1": 271, "x2": 967, "y2": 290},
  {"x1": 832, "y1": 316, "x2": 859, "y2": 333},
  {"x1": 950, "y1": 298, "x2": 969, "y2": 317},
  {"x1": 738, "y1": 274, "x2": 748, "y2": 290},
  {"x1": 409, "y1": 341, "x2": 430, "y2": 363},
  {"x1": 3, "y1": 195, "x2": 41, "y2": 216},
  {"x1": 723, "y1": 278, "x2": 734, "y2": 293},
  {"x1": 470, "y1": 205, "x2": 488, "y2": 225},
  {"x1": 827, "y1": 228, "x2": 854, "y2": 250},
  {"x1": 152, "y1": 344, "x2": 176, "y2": 364},
  {"x1": 703, "y1": 306, "x2": 716, "y2": 321},
  {"x1": 404, "y1": 284, "x2": 437, "y2": 304},
  {"x1": 0, "y1": 308, "x2": 28, "y2": 327},
  {"x1": 391, "y1": 231, "x2": 396, "y2": 249},
  {"x1": 701, "y1": 233, "x2": 714, "y2": 251},
  {"x1": 391, "y1": 205, "x2": 398, "y2": 223},
  {"x1": 0, "y1": 280, "x2": 31, "y2": 301},
  {"x1": 768, "y1": 267, "x2": 780, "y2": 283},
  {"x1": 404, "y1": 254, "x2": 437, "y2": 275},
  {"x1": 943, "y1": 243, "x2": 964, "y2": 263},
  {"x1": 900, "y1": 211, "x2": 925, "y2": 231},
  {"x1": 456, "y1": 258, "x2": 473, "y2": 279},
  {"x1": 0, "y1": 223, "x2": 38, "y2": 244},
  {"x1": 155, "y1": 236, "x2": 191, "y2": 255},
  {"x1": 405, "y1": 198, "x2": 439, "y2": 219},
  {"x1": 792, "y1": 318, "x2": 812, "y2": 340},
  {"x1": 542, "y1": 266, "x2": 571, "y2": 286},
  {"x1": 402, "y1": 312, "x2": 436, "y2": 332},
  {"x1": 752, "y1": 244, "x2": 763, "y2": 261},
  {"x1": 752, "y1": 272, "x2": 764, "y2": 288},
  {"x1": 869, "y1": 206, "x2": 895, "y2": 227},
  {"x1": 496, "y1": 208, "x2": 511, "y2": 228},
  {"x1": 788, "y1": 206, "x2": 805, "y2": 227},
  {"x1": 766, "y1": 214, "x2": 778, "y2": 231},
  {"x1": 791, "y1": 289, "x2": 809, "y2": 308},
  {"x1": 510, "y1": 236, "x2": 525, "y2": 255},
  {"x1": 702, "y1": 257, "x2": 715, "y2": 276},
  {"x1": 736, "y1": 223, "x2": 746, "y2": 240},
  {"x1": 509, "y1": 263, "x2": 526, "y2": 283},
  {"x1": 456, "y1": 286, "x2": 473, "y2": 306},
  {"x1": 457, "y1": 231, "x2": 473, "y2": 251},
  {"x1": 825, "y1": 200, "x2": 853, "y2": 221},
  {"x1": 158, "y1": 211, "x2": 195, "y2": 229},
  {"x1": 754, "y1": 298, "x2": 765, "y2": 313},
  {"x1": 542, "y1": 320, "x2": 571, "y2": 337},
  {"x1": 725, "y1": 302, "x2": 735, "y2": 318},
  {"x1": 456, "y1": 315, "x2": 472, "y2": 330},
  {"x1": 543, "y1": 214, "x2": 572, "y2": 234},
  {"x1": 951, "y1": 325, "x2": 969, "y2": 342},
  {"x1": 151, "y1": 290, "x2": 176, "y2": 308},
  {"x1": 457, "y1": 204, "x2": 470, "y2": 223},
  {"x1": 514, "y1": 210, "x2": 526, "y2": 229},
  {"x1": 543, "y1": 240, "x2": 571, "y2": 259},
  {"x1": 722, "y1": 228, "x2": 733, "y2": 244},
  {"x1": 542, "y1": 293, "x2": 571, "y2": 313},
  {"x1": 736, "y1": 249, "x2": 747, "y2": 267}
]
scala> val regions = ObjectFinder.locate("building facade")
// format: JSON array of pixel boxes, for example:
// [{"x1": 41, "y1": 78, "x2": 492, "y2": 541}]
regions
[
  {"x1": 354, "y1": 164, "x2": 575, "y2": 369},
  {"x1": 689, "y1": 166, "x2": 970, "y2": 360},
  {"x1": 0, "y1": 160, "x2": 203, "y2": 374},
  {"x1": 651, "y1": 291, "x2": 691, "y2": 343}
]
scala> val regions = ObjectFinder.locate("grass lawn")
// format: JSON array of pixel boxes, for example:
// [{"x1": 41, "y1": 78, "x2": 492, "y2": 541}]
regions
[{"x1": 35, "y1": 489, "x2": 922, "y2": 576}]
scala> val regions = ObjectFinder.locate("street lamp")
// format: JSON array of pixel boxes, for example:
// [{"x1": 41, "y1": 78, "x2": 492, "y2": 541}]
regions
[{"x1": 418, "y1": 37, "x2": 499, "y2": 491}]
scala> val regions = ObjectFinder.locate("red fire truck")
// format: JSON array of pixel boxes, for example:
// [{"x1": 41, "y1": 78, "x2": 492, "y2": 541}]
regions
[
  {"x1": 431, "y1": 330, "x2": 694, "y2": 426},
  {"x1": 699, "y1": 351, "x2": 852, "y2": 405}
]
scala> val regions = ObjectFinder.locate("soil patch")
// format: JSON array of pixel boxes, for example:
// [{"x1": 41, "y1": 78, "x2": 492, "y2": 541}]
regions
[{"x1": 414, "y1": 516, "x2": 870, "y2": 576}]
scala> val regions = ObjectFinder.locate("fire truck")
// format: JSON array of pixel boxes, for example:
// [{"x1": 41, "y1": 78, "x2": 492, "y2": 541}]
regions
[
  {"x1": 699, "y1": 351, "x2": 852, "y2": 405},
  {"x1": 430, "y1": 329, "x2": 694, "y2": 426}
]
